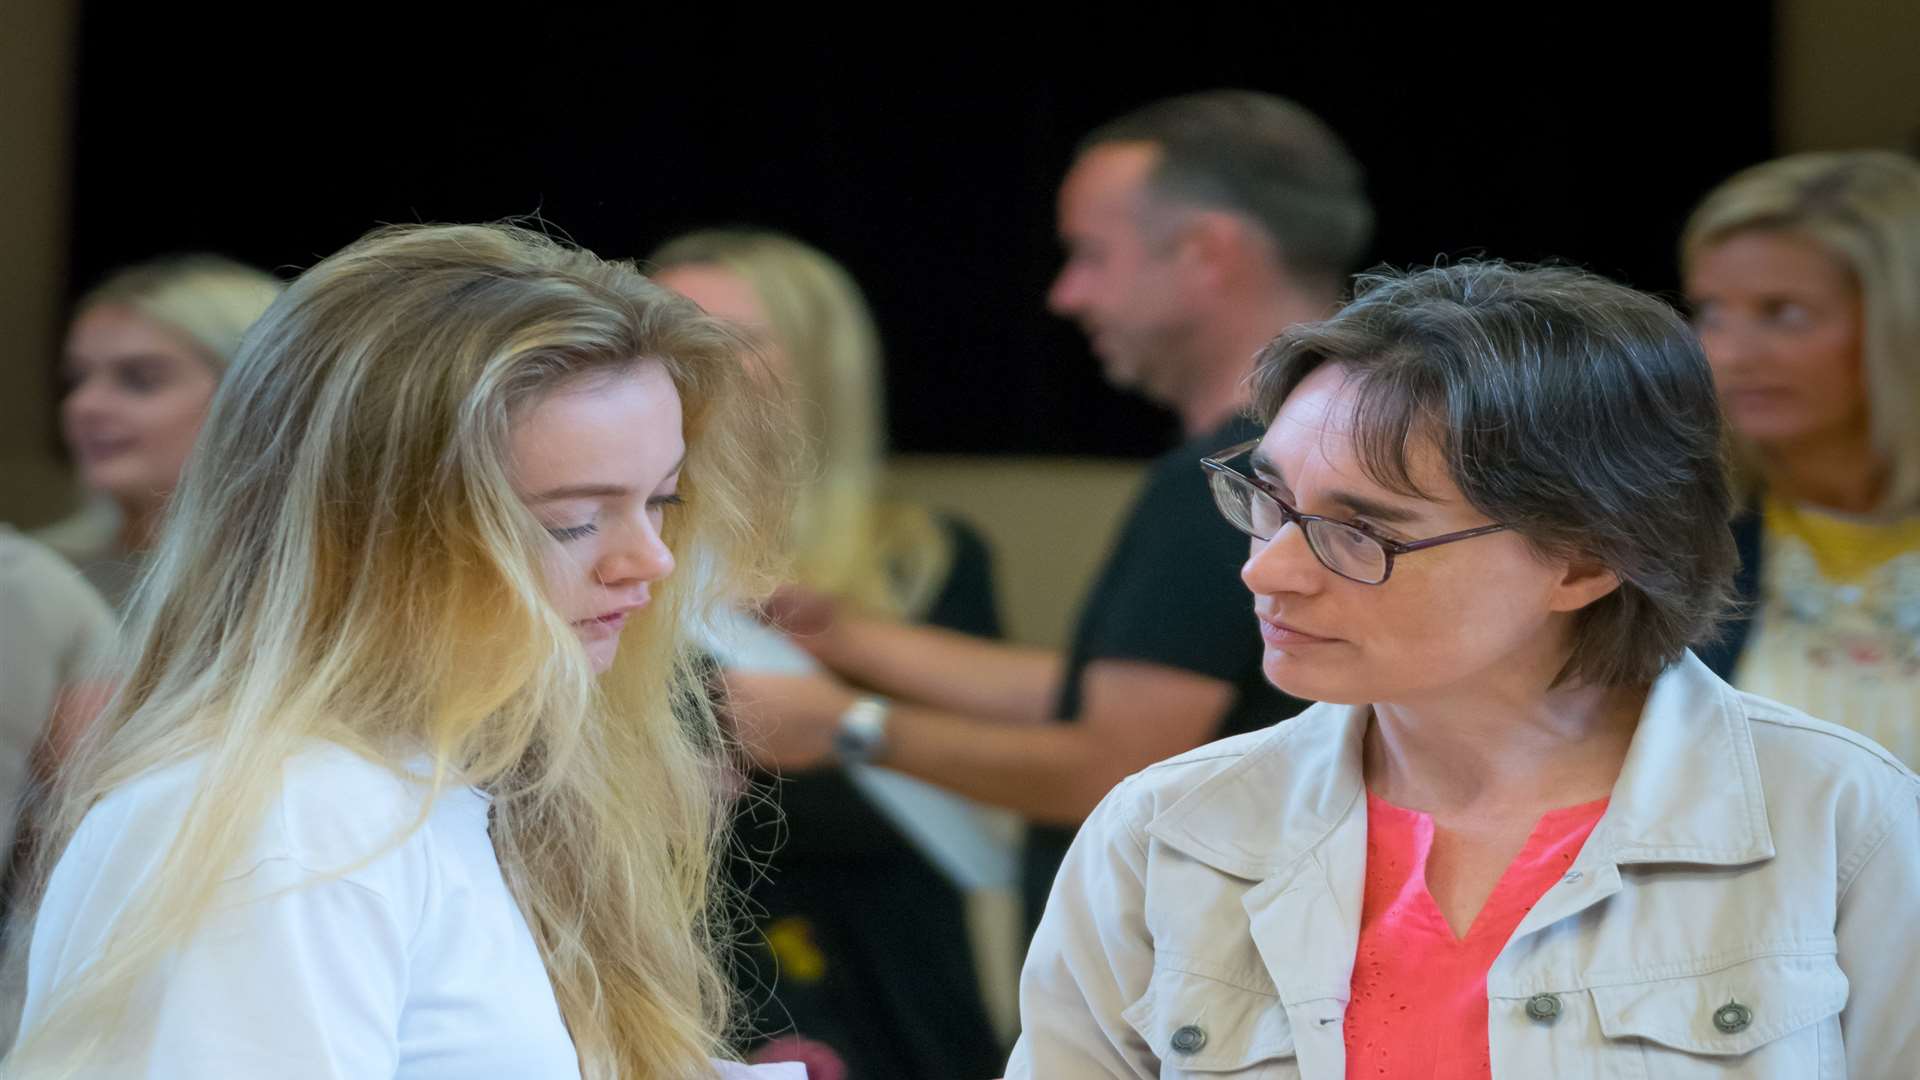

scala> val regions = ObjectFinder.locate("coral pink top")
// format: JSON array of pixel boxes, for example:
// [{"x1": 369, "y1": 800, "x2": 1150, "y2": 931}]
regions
[{"x1": 1345, "y1": 790, "x2": 1607, "y2": 1079}]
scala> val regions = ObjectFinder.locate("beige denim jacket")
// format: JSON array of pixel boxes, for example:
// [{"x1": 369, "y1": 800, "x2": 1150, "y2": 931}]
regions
[{"x1": 1008, "y1": 654, "x2": 1919, "y2": 1078}]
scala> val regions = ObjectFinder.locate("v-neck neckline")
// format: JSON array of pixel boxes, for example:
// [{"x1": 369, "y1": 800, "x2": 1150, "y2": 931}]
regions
[{"x1": 1365, "y1": 789, "x2": 1609, "y2": 944}]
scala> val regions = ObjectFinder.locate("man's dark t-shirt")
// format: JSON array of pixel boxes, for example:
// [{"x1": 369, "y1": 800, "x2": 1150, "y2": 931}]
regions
[{"x1": 1022, "y1": 415, "x2": 1311, "y2": 930}]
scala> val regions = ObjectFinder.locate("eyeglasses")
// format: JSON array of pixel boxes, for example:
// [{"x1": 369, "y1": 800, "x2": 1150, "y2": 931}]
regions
[{"x1": 1199, "y1": 439, "x2": 1509, "y2": 585}]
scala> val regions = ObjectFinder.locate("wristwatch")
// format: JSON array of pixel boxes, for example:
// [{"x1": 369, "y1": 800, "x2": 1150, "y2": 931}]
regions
[{"x1": 832, "y1": 695, "x2": 891, "y2": 764}]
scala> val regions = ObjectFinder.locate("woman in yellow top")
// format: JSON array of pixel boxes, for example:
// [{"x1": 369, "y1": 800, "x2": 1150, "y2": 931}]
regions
[{"x1": 1684, "y1": 151, "x2": 1920, "y2": 767}]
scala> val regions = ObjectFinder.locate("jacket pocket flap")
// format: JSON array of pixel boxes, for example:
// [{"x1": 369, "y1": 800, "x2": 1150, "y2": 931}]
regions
[
  {"x1": 1122, "y1": 967, "x2": 1295, "y2": 1071},
  {"x1": 1590, "y1": 952, "x2": 1848, "y2": 1056}
]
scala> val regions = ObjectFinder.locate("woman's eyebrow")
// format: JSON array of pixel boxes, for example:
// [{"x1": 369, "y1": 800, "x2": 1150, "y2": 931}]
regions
[
  {"x1": 529, "y1": 453, "x2": 686, "y2": 503},
  {"x1": 1248, "y1": 449, "x2": 1425, "y2": 524}
]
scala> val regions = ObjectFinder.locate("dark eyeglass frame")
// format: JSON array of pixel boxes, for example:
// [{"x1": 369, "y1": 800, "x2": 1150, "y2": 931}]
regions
[{"x1": 1198, "y1": 438, "x2": 1509, "y2": 585}]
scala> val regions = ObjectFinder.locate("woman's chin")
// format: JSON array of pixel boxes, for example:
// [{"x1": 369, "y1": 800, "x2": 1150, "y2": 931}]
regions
[
  {"x1": 581, "y1": 634, "x2": 620, "y2": 674},
  {"x1": 85, "y1": 462, "x2": 164, "y2": 505},
  {"x1": 1262, "y1": 653, "x2": 1367, "y2": 705}
]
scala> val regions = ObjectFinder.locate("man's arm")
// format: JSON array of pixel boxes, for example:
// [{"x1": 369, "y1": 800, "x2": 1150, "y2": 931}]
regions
[
  {"x1": 762, "y1": 585, "x2": 1063, "y2": 726},
  {"x1": 734, "y1": 425, "x2": 1274, "y2": 824},
  {"x1": 727, "y1": 658, "x2": 1230, "y2": 825}
]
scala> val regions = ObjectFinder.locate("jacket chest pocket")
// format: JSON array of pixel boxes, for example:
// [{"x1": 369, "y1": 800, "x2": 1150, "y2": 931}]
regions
[
  {"x1": 1587, "y1": 952, "x2": 1848, "y2": 1078},
  {"x1": 1122, "y1": 967, "x2": 1299, "y2": 1078}
]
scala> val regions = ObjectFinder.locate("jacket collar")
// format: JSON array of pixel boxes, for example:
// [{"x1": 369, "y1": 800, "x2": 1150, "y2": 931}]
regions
[{"x1": 1145, "y1": 652, "x2": 1775, "y2": 880}]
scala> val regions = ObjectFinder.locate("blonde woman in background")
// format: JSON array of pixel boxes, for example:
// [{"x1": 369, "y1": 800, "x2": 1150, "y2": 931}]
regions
[
  {"x1": 1685, "y1": 151, "x2": 1920, "y2": 767},
  {"x1": 4, "y1": 223, "x2": 802, "y2": 1079},
  {"x1": 654, "y1": 231, "x2": 1005, "y2": 1080},
  {"x1": 37, "y1": 255, "x2": 283, "y2": 610},
  {"x1": 652, "y1": 230, "x2": 983, "y2": 622}
]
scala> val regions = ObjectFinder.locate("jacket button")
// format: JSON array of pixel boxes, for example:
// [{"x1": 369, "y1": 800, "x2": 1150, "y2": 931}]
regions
[
  {"x1": 1524, "y1": 993, "x2": 1562, "y2": 1022},
  {"x1": 1713, "y1": 1001, "x2": 1753, "y2": 1034},
  {"x1": 1170, "y1": 1024, "x2": 1208, "y2": 1054}
]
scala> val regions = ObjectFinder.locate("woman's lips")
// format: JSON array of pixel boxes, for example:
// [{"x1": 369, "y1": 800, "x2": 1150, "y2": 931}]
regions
[
  {"x1": 574, "y1": 605, "x2": 641, "y2": 638},
  {"x1": 1260, "y1": 616, "x2": 1337, "y2": 647},
  {"x1": 73, "y1": 434, "x2": 138, "y2": 463}
]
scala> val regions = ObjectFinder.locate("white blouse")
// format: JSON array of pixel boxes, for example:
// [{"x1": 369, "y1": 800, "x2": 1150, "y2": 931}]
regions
[{"x1": 20, "y1": 745, "x2": 802, "y2": 1079}]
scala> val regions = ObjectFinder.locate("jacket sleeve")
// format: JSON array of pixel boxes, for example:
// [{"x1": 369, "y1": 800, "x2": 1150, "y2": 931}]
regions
[
  {"x1": 1005, "y1": 777, "x2": 1159, "y2": 1079},
  {"x1": 1833, "y1": 773, "x2": 1920, "y2": 1076}
]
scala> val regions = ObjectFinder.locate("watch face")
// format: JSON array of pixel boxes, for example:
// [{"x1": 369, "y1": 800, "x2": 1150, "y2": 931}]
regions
[
  {"x1": 834, "y1": 722, "x2": 876, "y2": 762},
  {"x1": 833, "y1": 698, "x2": 888, "y2": 763}
]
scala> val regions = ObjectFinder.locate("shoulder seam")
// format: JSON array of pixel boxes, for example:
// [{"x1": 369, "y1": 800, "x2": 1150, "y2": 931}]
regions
[
  {"x1": 1748, "y1": 708, "x2": 1917, "y2": 779},
  {"x1": 1141, "y1": 749, "x2": 1251, "y2": 773}
]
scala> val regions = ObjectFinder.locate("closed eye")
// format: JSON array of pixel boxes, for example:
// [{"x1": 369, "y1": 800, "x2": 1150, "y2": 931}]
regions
[{"x1": 546, "y1": 523, "x2": 598, "y2": 542}]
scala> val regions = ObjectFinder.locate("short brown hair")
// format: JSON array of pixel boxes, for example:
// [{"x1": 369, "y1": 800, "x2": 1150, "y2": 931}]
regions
[
  {"x1": 1252, "y1": 261, "x2": 1737, "y2": 688},
  {"x1": 1082, "y1": 90, "x2": 1373, "y2": 288}
]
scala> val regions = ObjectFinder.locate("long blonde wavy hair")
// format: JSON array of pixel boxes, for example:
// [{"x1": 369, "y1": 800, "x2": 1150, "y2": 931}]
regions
[
  {"x1": 1681, "y1": 150, "x2": 1920, "y2": 514},
  {"x1": 650, "y1": 229, "x2": 951, "y2": 618},
  {"x1": 5, "y1": 224, "x2": 792, "y2": 1078}
]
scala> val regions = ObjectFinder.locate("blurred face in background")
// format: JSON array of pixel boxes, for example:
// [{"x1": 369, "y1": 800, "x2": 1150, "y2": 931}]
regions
[
  {"x1": 1047, "y1": 141, "x2": 1205, "y2": 404},
  {"x1": 653, "y1": 264, "x2": 792, "y2": 382},
  {"x1": 1685, "y1": 229, "x2": 1868, "y2": 456},
  {"x1": 61, "y1": 304, "x2": 221, "y2": 512}
]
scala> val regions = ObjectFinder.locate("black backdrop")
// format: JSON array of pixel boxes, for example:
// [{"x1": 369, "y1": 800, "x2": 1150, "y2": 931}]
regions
[{"x1": 67, "y1": 10, "x2": 1774, "y2": 457}]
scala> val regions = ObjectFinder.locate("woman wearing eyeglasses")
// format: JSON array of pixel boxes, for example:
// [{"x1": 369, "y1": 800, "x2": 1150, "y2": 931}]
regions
[{"x1": 1006, "y1": 262, "x2": 1919, "y2": 1079}]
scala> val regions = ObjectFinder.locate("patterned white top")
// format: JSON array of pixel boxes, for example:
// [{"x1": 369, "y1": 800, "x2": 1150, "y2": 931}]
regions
[{"x1": 1734, "y1": 496, "x2": 1920, "y2": 768}]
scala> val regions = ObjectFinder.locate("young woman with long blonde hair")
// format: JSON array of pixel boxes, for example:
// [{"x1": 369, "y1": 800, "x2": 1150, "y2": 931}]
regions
[{"x1": 4, "y1": 223, "x2": 801, "y2": 1079}]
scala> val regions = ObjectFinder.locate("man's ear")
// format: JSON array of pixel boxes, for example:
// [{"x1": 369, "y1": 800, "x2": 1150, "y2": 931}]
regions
[{"x1": 1175, "y1": 209, "x2": 1271, "y2": 294}]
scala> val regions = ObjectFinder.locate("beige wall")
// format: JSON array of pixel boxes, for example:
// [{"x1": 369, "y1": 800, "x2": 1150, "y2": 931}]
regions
[
  {"x1": 0, "y1": 0, "x2": 80, "y2": 528},
  {"x1": 1777, "y1": 0, "x2": 1920, "y2": 153},
  {"x1": 888, "y1": 456, "x2": 1145, "y2": 648}
]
